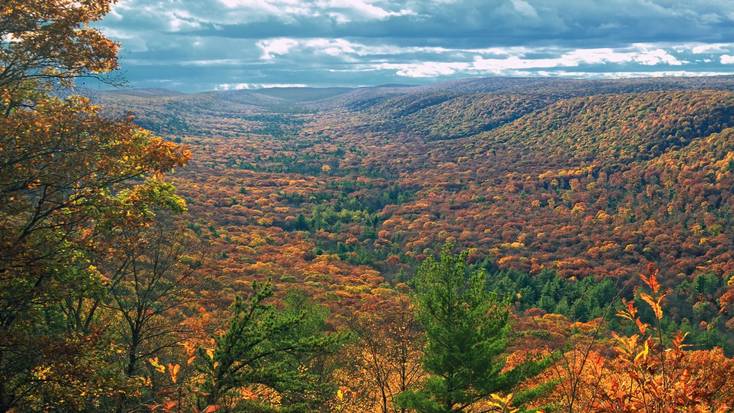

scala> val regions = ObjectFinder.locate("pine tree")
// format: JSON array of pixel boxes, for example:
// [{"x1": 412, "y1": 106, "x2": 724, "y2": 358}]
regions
[
  {"x1": 196, "y1": 281, "x2": 346, "y2": 411},
  {"x1": 396, "y1": 243, "x2": 551, "y2": 413}
]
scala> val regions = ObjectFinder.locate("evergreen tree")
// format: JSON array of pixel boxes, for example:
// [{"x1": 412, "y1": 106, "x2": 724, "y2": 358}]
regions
[
  {"x1": 196, "y1": 281, "x2": 346, "y2": 412},
  {"x1": 555, "y1": 297, "x2": 570, "y2": 315},
  {"x1": 295, "y1": 213, "x2": 309, "y2": 231},
  {"x1": 396, "y1": 243, "x2": 552, "y2": 413}
]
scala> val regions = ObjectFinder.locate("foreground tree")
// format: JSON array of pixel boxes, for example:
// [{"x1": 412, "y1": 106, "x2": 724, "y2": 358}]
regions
[
  {"x1": 105, "y1": 209, "x2": 198, "y2": 411},
  {"x1": 396, "y1": 244, "x2": 551, "y2": 413},
  {"x1": 196, "y1": 281, "x2": 347, "y2": 412},
  {"x1": 0, "y1": 1, "x2": 190, "y2": 410},
  {"x1": 0, "y1": 0, "x2": 118, "y2": 91},
  {"x1": 345, "y1": 294, "x2": 424, "y2": 413}
]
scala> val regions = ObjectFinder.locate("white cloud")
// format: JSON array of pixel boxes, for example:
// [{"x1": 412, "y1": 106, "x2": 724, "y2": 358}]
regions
[
  {"x1": 98, "y1": 27, "x2": 150, "y2": 52},
  {"x1": 253, "y1": 38, "x2": 704, "y2": 79},
  {"x1": 688, "y1": 43, "x2": 732, "y2": 54},
  {"x1": 214, "y1": 0, "x2": 413, "y2": 23},
  {"x1": 318, "y1": 0, "x2": 415, "y2": 21},
  {"x1": 256, "y1": 38, "x2": 432, "y2": 60},
  {"x1": 165, "y1": 10, "x2": 202, "y2": 31},
  {"x1": 419, "y1": 47, "x2": 683, "y2": 77},
  {"x1": 255, "y1": 39, "x2": 685, "y2": 70},
  {"x1": 510, "y1": 0, "x2": 538, "y2": 18},
  {"x1": 257, "y1": 38, "x2": 358, "y2": 60},
  {"x1": 95, "y1": 0, "x2": 734, "y2": 91},
  {"x1": 215, "y1": 82, "x2": 308, "y2": 90},
  {"x1": 372, "y1": 62, "x2": 471, "y2": 77},
  {"x1": 217, "y1": 0, "x2": 314, "y2": 18},
  {"x1": 257, "y1": 38, "x2": 300, "y2": 60},
  {"x1": 556, "y1": 46, "x2": 680, "y2": 66},
  {"x1": 348, "y1": 45, "x2": 691, "y2": 78}
]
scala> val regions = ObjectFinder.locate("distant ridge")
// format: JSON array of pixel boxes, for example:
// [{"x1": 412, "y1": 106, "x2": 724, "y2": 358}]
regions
[
  {"x1": 83, "y1": 87, "x2": 185, "y2": 98},
  {"x1": 86, "y1": 75, "x2": 734, "y2": 113}
]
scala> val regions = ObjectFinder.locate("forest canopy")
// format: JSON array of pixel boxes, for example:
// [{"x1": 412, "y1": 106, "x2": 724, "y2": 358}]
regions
[{"x1": 4, "y1": 1, "x2": 734, "y2": 412}]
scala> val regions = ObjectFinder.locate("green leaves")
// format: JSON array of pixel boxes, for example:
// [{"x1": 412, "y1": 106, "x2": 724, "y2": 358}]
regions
[
  {"x1": 197, "y1": 281, "x2": 347, "y2": 411},
  {"x1": 398, "y1": 243, "x2": 550, "y2": 413}
]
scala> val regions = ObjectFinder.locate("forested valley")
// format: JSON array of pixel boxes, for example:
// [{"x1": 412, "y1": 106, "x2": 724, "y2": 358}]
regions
[{"x1": 4, "y1": 2, "x2": 734, "y2": 412}]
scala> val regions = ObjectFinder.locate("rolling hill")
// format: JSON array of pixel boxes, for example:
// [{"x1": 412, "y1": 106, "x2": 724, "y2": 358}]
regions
[{"x1": 90, "y1": 78, "x2": 734, "y2": 350}]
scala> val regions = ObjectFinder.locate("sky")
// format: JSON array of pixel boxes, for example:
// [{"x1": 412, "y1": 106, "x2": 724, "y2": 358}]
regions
[{"x1": 97, "y1": 0, "x2": 734, "y2": 92}]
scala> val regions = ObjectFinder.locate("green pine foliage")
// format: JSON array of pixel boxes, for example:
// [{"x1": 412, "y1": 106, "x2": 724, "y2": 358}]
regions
[
  {"x1": 396, "y1": 244, "x2": 552, "y2": 413},
  {"x1": 196, "y1": 281, "x2": 347, "y2": 412}
]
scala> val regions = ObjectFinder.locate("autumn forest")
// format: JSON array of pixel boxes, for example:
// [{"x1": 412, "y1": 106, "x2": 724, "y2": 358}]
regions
[{"x1": 4, "y1": 1, "x2": 734, "y2": 412}]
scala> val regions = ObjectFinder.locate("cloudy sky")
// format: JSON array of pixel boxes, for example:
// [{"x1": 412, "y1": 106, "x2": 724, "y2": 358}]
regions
[{"x1": 98, "y1": 0, "x2": 734, "y2": 91}]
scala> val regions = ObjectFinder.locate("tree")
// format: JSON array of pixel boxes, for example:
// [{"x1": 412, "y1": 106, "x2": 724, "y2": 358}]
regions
[
  {"x1": 105, "y1": 211, "x2": 198, "y2": 411},
  {"x1": 0, "y1": 100, "x2": 188, "y2": 411},
  {"x1": 0, "y1": 1, "x2": 190, "y2": 410},
  {"x1": 0, "y1": 0, "x2": 118, "y2": 91},
  {"x1": 396, "y1": 243, "x2": 551, "y2": 413},
  {"x1": 196, "y1": 281, "x2": 346, "y2": 412},
  {"x1": 347, "y1": 295, "x2": 424, "y2": 413}
]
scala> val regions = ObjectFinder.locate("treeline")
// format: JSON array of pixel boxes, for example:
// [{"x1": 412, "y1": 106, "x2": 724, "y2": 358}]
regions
[{"x1": 482, "y1": 267, "x2": 734, "y2": 353}]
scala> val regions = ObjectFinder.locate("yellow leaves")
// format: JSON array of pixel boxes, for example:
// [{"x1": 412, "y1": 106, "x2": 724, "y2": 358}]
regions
[
  {"x1": 641, "y1": 219, "x2": 658, "y2": 232},
  {"x1": 141, "y1": 136, "x2": 190, "y2": 171},
  {"x1": 714, "y1": 151, "x2": 734, "y2": 172},
  {"x1": 32, "y1": 365, "x2": 52, "y2": 381},
  {"x1": 2, "y1": 0, "x2": 119, "y2": 83},
  {"x1": 1, "y1": 88, "x2": 11, "y2": 106},
  {"x1": 612, "y1": 332, "x2": 639, "y2": 356},
  {"x1": 499, "y1": 241, "x2": 525, "y2": 249},
  {"x1": 142, "y1": 376, "x2": 153, "y2": 387},
  {"x1": 537, "y1": 165, "x2": 595, "y2": 180},
  {"x1": 256, "y1": 217, "x2": 274, "y2": 226},
  {"x1": 638, "y1": 266, "x2": 665, "y2": 319},
  {"x1": 617, "y1": 299, "x2": 662, "y2": 335},
  {"x1": 148, "y1": 359, "x2": 181, "y2": 383},
  {"x1": 249, "y1": 261, "x2": 278, "y2": 276},
  {"x1": 572, "y1": 317, "x2": 603, "y2": 333},
  {"x1": 248, "y1": 233, "x2": 268, "y2": 247},
  {"x1": 571, "y1": 202, "x2": 587, "y2": 214},
  {"x1": 167, "y1": 363, "x2": 180, "y2": 383},
  {"x1": 239, "y1": 387, "x2": 259, "y2": 400},
  {"x1": 634, "y1": 339, "x2": 649, "y2": 363},
  {"x1": 320, "y1": 164, "x2": 332, "y2": 173},
  {"x1": 336, "y1": 387, "x2": 344, "y2": 401},
  {"x1": 487, "y1": 393, "x2": 519, "y2": 413},
  {"x1": 640, "y1": 292, "x2": 665, "y2": 320},
  {"x1": 148, "y1": 357, "x2": 166, "y2": 374}
]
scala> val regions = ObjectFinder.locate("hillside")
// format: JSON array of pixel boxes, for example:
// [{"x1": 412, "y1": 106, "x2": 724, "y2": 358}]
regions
[
  {"x1": 97, "y1": 80, "x2": 734, "y2": 282},
  {"x1": 66, "y1": 79, "x2": 734, "y2": 364},
  {"x1": 84, "y1": 79, "x2": 734, "y2": 352}
]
